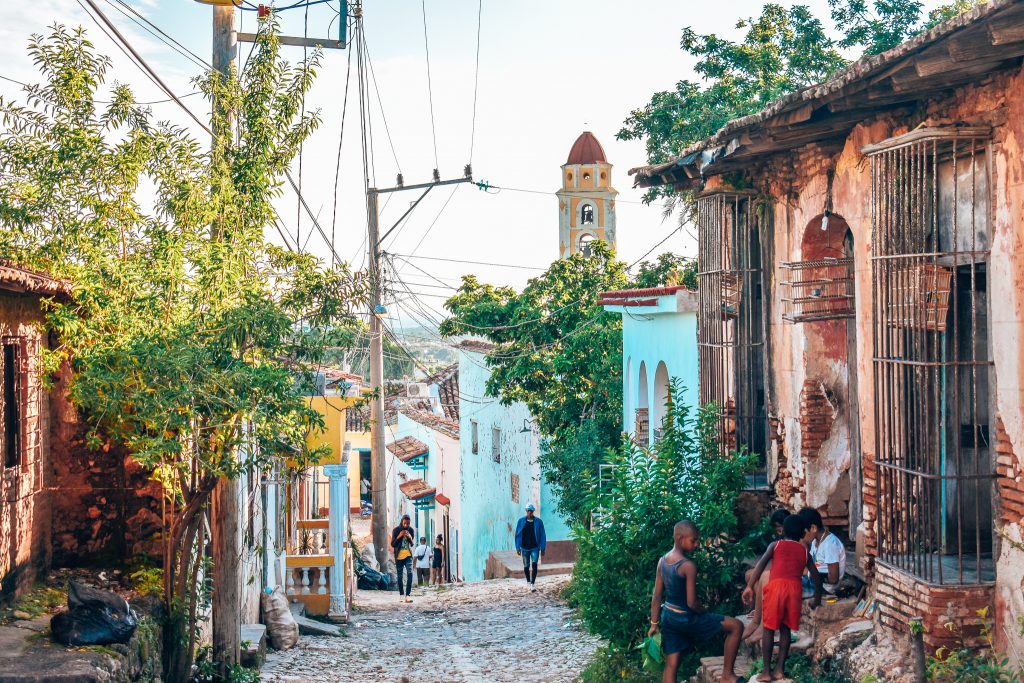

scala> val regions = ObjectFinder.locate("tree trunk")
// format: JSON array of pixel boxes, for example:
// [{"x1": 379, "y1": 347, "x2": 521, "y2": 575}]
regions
[{"x1": 211, "y1": 474, "x2": 240, "y2": 681}]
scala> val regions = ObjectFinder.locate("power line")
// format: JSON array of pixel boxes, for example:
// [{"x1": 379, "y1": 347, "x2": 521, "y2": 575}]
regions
[
  {"x1": 106, "y1": 0, "x2": 209, "y2": 70},
  {"x1": 468, "y1": 0, "x2": 483, "y2": 164},
  {"x1": 390, "y1": 253, "x2": 546, "y2": 272},
  {"x1": 420, "y1": 0, "x2": 439, "y2": 171},
  {"x1": 0, "y1": 73, "x2": 200, "y2": 105},
  {"x1": 328, "y1": 18, "x2": 355, "y2": 267}
]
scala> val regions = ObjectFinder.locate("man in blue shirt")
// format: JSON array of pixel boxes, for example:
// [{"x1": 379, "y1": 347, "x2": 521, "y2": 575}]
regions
[{"x1": 514, "y1": 504, "x2": 547, "y2": 591}]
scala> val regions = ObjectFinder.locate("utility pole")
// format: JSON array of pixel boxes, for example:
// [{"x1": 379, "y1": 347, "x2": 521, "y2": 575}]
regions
[
  {"x1": 209, "y1": 4, "x2": 240, "y2": 679},
  {"x1": 366, "y1": 175, "x2": 472, "y2": 569}
]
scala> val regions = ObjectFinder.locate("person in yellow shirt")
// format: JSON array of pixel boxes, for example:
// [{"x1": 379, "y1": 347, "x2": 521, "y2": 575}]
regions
[{"x1": 390, "y1": 514, "x2": 416, "y2": 602}]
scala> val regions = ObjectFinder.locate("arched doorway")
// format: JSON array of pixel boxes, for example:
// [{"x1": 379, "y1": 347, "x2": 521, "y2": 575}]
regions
[
  {"x1": 637, "y1": 361, "x2": 649, "y2": 444},
  {"x1": 652, "y1": 362, "x2": 670, "y2": 442}
]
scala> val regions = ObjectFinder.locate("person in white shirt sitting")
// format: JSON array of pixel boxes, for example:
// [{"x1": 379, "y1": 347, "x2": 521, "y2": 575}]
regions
[{"x1": 797, "y1": 507, "x2": 846, "y2": 597}]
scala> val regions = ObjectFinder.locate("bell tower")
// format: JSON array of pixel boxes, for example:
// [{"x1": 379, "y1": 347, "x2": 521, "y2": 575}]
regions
[{"x1": 557, "y1": 131, "x2": 618, "y2": 259}]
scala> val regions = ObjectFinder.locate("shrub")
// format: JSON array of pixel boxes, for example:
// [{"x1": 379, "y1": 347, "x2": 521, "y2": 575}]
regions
[
  {"x1": 927, "y1": 607, "x2": 1023, "y2": 682},
  {"x1": 569, "y1": 380, "x2": 757, "y2": 650}
]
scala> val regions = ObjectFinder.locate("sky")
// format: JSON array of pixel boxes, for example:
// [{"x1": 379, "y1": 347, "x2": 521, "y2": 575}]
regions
[{"x1": 3, "y1": 0, "x2": 947, "y2": 329}]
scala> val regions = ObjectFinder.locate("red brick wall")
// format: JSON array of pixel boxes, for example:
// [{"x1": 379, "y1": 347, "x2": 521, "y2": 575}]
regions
[
  {"x1": 995, "y1": 418, "x2": 1024, "y2": 525},
  {"x1": 875, "y1": 562, "x2": 994, "y2": 651}
]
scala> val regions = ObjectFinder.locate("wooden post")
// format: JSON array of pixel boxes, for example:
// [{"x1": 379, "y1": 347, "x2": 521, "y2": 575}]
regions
[
  {"x1": 367, "y1": 188, "x2": 389, "y2": 570},
  {"x1": 210, "y1": 5, "x2": 240, "y2": 680}
]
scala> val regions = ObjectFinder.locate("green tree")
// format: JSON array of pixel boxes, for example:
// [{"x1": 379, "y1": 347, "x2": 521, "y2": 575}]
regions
[
  {"x1": 440, "y1": 243, "x2": 695, "y2": 525},
  {"x1": 570, "y1": 382, "x2": 756, "y2": 650},
  {"x1": 440, "y1": 243, "x2": 627, "y2": 524},
  {"x1": 0, "y1": 23, "x2": 364, "y2": 680},
  {"x1": 620, "y1": 1, "x2": 984, "y2": 203}
]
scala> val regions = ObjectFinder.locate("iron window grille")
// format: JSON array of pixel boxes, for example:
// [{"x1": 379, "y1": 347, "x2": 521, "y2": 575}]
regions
[
  {"x1": 866, "y1": 127, "x2": 994, "y2": 585},
  {"x1": 491, "y1": 426, "x2": 501, "y2": 463},
  {"x1": 2, "y1": 337, "x2": 25, "y2": 470},
  {"x1": 779, "y1": 258, "x2": 856, "y2": 322},
  {"x1": 695, "y1": 192, "x2": 769, "y2": 485}
]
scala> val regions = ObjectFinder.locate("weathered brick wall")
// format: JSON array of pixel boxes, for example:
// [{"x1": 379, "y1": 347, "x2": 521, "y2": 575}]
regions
[
  {"x1": 0, "y1": 294, "x2": 52, "y2": 602},
  {"x1": 996, "y1": 418, "x2": 1024, "y2": 525},
  {"x1": 875, "y1": 562, "x2": 994, "y2": 651}
]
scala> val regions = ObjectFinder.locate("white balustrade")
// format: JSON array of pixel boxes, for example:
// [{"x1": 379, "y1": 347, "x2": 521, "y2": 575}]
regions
[
  {"x1": 300, "y1": 567, "x2": 311, "y2": 594},
  {"x1": 317, "y1": 567, "x2": 328, "y2": 595},
  {"x1": 286, "y1": 568, "x2": 295, "y2": 596}
]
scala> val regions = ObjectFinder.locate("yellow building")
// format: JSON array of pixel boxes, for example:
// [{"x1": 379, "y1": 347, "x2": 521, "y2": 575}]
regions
[{"x1": 557, "y1": 131, "x2": 618, "y2": 259}]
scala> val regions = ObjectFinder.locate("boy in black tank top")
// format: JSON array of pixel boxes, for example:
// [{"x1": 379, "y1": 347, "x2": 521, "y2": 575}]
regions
[{"x1": 648, "y1": 520, "x2": 746, "y2": 683}]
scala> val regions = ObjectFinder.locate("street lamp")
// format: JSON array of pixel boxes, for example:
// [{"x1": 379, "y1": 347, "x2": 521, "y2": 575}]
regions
[{"x1": 520, "y1": 418, "x2": 535, "y2": 434}]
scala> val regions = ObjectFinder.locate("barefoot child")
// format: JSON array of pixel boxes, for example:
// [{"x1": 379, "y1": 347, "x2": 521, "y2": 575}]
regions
[
  {"x1": 742, "y1": 508, "x2": 791, "y2": 644},
  {"x1": 742, "y1": 515, "x2": 822, "y2": 681},
  {"x1": 649, "y1": 520, "x2": 746, "y2": 683}
]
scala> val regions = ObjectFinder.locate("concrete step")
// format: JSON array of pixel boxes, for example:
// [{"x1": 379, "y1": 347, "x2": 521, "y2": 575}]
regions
[
  {"x1": 485, "y1": 550, "x2": 574, "y2": 579},
  {"x1": 287, "y1": 601, "x2": 306, "y2": 618},
  {"x1": 240, "y1": 624, "x2": 266, "y2": 669},
  {"x1": 293, "y1": 613, "x2": 343, "y2": 637},
  {"x1": 691, "y1": 655, "x2": 755, "y2": 683}
]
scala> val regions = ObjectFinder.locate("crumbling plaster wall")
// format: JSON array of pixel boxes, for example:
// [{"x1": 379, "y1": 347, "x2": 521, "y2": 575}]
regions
[{"x1": 749, "y1": 65, "x2": 1024, "y2": 657}]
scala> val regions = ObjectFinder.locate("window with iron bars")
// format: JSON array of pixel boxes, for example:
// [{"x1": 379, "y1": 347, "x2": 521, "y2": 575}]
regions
[
  {"x1": 695, "y1": 193, "x2": 768, "y2": 486},
  {"x1": 2, "y1": 337, "x2": 25, "y2": 470},
  {"x1": 865, "y1": 127, "x2": 994, "y2": 585},
  {"x1": 491, "y1": 426, "x2": 501, "y2": 463}
]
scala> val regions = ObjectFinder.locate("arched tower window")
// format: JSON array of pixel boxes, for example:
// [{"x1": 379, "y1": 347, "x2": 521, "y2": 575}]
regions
[
  {"x1": 581, "y1": 203, "x2": 594, "y2": 225},
  {"x1": 578, "y1": 233, "x2": 595, "y2": 257}
]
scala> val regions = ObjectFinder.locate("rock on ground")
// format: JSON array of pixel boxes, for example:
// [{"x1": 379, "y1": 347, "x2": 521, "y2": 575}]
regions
[{"x1": 261, "y1": 575, "x2": 601, "y2": 683}]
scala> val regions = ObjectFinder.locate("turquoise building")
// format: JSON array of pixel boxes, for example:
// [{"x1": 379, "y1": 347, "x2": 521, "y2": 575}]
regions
[
  {"x1": 456, "y1": 341, "x2": 572, "y2": 581},
  {"x1": 599, "y1": 286, "x2": 700, "y2": 443}
]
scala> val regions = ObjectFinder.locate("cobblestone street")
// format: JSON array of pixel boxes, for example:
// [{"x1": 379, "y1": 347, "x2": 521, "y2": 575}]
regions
[{"x1": 261, "y1": 575, "x2": 600, "y2": 682}]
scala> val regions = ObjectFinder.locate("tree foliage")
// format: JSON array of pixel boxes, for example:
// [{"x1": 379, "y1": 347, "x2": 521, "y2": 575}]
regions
[
  {"x1": 569, "y1": 382, "x2": 757, "y2": 650},
  {"x1": 440, "y1": 243, "x2": 694, "y2": 524},
  {"x1": 619, "y1": 0, "x2": 984, "y2": 202},
  {"x1": 0, "y1": 23, "x2": 364, "y2": 680}
]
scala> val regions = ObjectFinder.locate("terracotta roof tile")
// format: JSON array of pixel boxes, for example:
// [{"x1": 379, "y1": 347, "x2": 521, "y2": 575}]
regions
[
  {"x1": 399, "y1": 478, "x2": 436, "y2": 501},
  {"x1": 385, "y1": 436, "x2": 429, "y2": 462},
  {"x1": 401, "y1": 408, "x2": 460, "y2": 440},
  {"x1": 457, "y1": 339, "x2": 496, "y2": 354},
  {"x1": 0, "y1": 261, "x2": 71, "y2": 298}
]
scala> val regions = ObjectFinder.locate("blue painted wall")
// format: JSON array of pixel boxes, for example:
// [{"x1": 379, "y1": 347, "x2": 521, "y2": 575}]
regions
[{"x1": 457, "y1": 348, "x2": 572, "y2": 581}]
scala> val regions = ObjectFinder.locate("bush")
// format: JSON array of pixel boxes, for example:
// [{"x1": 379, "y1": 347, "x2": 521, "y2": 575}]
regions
[
  {"x1": 927, "y1": 607, "x2": 1023, "y2": 682},
  {"x1": 569, "y1": 380, "x2": 757, "y2": 650},
  {"x1": 579, "y1": 644, "x2": 662, "y2": 683}
]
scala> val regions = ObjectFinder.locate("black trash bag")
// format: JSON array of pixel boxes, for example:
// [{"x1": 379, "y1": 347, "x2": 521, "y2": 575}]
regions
[
  {"x1": 51, "y1": 580, "x2": 139, "y2": 646},
  {"x1": 355, "y1": 557, "x2": 391, "y2": 591}
]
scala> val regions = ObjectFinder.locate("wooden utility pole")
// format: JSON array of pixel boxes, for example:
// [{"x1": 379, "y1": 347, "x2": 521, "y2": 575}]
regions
[
  {"x1": 365, "y1": 176, "x2": 471, "y2": 569},
  {"x1": 210, "y1": 4, "x2": 240, "y2": 679},
  {"x1": 367, "y1": 188, "x2": 389, "y2": 569}
]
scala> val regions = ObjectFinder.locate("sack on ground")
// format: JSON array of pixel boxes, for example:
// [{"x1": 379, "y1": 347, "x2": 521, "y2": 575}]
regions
[
  {"x1": 51, "y1": 580, "x2": 139, "y2": 646},
  {"x1": 260, "y1": 586, "x2": 299, "y2": 650},
  {"x1": 358, "y1": 543, "x2": 379, "y2": 571}
]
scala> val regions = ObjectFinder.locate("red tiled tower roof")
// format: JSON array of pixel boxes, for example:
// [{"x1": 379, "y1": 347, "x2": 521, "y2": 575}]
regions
[{"x1": 566, "y1": 131, "x2": 607, "y2": 165}]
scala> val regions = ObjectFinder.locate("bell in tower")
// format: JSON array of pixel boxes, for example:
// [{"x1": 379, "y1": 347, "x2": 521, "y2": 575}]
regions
[{"x1": 556, "y1": 131, "x2": 618, "y2": 259}]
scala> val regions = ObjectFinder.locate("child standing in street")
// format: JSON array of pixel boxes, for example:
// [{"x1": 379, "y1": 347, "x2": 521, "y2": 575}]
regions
[
  {"x1": 742, "y1": 515, "x2": 822, "y2": 681},
  {"x1": 649, "y1": 520, "x2": 746, "y2": 683}
]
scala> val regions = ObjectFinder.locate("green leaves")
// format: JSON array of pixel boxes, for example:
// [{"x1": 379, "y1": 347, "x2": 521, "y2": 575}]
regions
[{"x1": 570, "y1": 380, "x2": 757, "y2": 649}]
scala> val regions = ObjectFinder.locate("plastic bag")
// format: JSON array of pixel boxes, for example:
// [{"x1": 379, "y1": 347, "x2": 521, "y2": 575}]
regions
[
  {"x1": 51, "y1": 580, "x2": 139, "y2": 646},
  {"x1": 260, "y1": 586, "x2": 299, "y2": 650},
  {"x1": 636, "y1": 633, "x2": 664, "y2": 674}
]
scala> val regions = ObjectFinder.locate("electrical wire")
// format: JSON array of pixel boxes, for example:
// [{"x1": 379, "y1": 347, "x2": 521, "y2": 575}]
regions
[
  {"x1": 420, "y1": 0, "x2": 440, "y2": 171},
  {"x1": 390, "y1": 253, "x2": 546, "y2": 272},
  {"x1": 107, "y1": 0, "x2": 208, "y2": 70},
  {"x1": 468, "y1": 0, "x2": 483, "y2": 164},
  {"x1": 328, "y1": 15, "x2": 354, "y2": 267}
]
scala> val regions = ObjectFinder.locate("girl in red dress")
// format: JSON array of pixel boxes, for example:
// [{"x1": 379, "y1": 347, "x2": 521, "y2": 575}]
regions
[{"x1": 742, "y1": 514, "x2": 822, "y2": 681}]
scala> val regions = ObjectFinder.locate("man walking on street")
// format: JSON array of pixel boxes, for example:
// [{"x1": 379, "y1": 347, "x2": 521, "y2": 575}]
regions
[
  {"x1": 390, "y1": 514, "x2": 416, "y2": 602},
  {"x1": 515, "y1": 504, "x2": 546, "y2": 591}
]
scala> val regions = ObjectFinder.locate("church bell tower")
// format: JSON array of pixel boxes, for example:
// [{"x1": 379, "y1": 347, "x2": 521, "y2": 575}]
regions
[{"x1": 557, "y1": 131, "x2": 618, "y2": 259}]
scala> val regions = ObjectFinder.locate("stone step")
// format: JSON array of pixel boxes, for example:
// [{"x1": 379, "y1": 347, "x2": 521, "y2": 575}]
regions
[
  {"x1": 293, "y1": 613, "x2": 343, "y2": 637},
  {"x1": 240, "y1": 623, "x2": 267, "y2": 669},
  {"x1": 287, "y1": 601, "x2": 306, "y2": 618},
  {"x1": 485, "y1": 550, "x2": 574, "y2": 579},
  {"x1": 693, "y1": 655, "x2": 755, "y2": 683}
]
